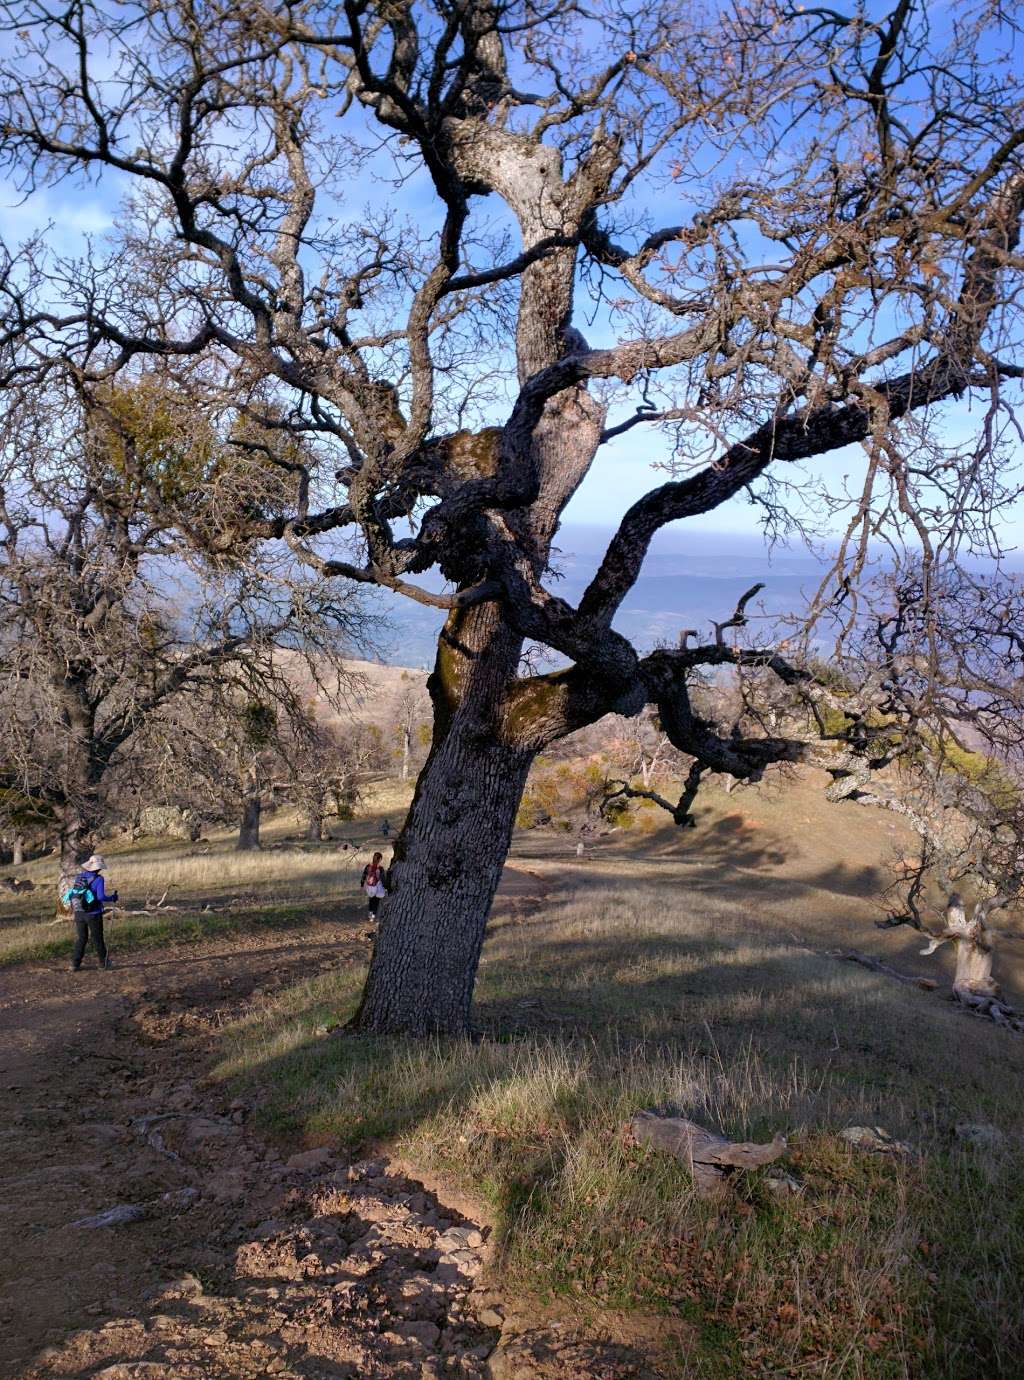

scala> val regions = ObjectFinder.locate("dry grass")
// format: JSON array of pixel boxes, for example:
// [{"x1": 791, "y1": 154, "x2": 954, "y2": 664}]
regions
[
  {"x1": 218, "y1": 973, "x2": 1022, "y2": 1376},
  {"x1": 101, "y1": 841, "x2": 365, "y2": 898},
  {"x1": 0, "y1": 778, "x2": 415, "y2": 966},
  {"x1": 0, "y1": 838, "x2": 351, "y2": 966}
]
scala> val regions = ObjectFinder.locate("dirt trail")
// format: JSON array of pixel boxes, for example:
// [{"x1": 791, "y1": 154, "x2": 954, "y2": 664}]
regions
[{"x1": 0, "y1": 870, "x2": 661, "y2": 1380}]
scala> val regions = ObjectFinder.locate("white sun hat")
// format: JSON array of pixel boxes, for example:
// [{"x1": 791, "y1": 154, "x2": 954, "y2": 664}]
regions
[{"x1": 83, "y1": 854, "x2": 106, "y2": 871}]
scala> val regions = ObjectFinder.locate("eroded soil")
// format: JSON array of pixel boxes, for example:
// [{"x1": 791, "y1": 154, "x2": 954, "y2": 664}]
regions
[{"x1": 0, "y1": 877, "x2": 665, "y2": 1379}]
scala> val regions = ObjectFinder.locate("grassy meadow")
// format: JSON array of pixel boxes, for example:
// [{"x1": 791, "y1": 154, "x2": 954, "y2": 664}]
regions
[
  {"x1": 3, "y1": 768, "x2": 1023, "y2": 1375},
  {"x1": 0, "y1": 778, "x2": 413, "y2": 966}
]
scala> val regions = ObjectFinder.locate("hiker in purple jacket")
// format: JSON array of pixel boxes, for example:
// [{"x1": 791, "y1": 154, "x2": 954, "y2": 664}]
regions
[{"x1": 70, "y1": 853, "x2": 118, "y2": 971}]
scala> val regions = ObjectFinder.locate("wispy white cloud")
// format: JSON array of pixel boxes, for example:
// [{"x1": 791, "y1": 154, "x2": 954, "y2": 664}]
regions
[{"x1": 0, "y1": 176, "x2": 119, "y2": 252}]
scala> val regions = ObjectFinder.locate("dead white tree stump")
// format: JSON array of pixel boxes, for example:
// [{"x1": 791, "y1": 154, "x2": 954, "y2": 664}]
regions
[{"x1": 920, "y1": 894, "x2": 1024, "y2": 1031}]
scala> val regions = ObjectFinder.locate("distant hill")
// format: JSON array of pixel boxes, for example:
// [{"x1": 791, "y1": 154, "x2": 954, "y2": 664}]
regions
[
  {"x1": 371, "y1": 524, "x2": 831, "y2": 668},
  {"x1": 284, "y1": 655, "x2": 429, "y2": 732}
]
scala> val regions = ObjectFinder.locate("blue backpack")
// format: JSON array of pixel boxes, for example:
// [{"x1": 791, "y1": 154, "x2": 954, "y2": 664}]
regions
[{"x1": 63, "y1": 872, "x2": 97, "y2": 916}]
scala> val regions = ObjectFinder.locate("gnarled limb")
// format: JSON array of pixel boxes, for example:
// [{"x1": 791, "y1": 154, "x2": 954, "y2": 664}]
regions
[{"x1": 602, "y1": 761, "x2": 705, "y2": 828}]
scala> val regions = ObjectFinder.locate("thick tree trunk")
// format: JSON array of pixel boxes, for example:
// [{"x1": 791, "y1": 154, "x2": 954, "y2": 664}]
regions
[
  {"x1": 55, "y1": 691, "x2": 108, "y2": 907},
  {"x1": 11, "y1": 835, "x2": 24, "y2": 867},
  {"x1": 353, "y1": 604, "x2": 533, "y2": 1035},
  {"x1": 237, "y1": 795, "x2": 262, "y2": 851},
  {"x1": 351, "y1": 184, "x2": 605, "y2": 1036},
  {"x1": 60, "y1": 819, "x2": 86, "y2": 875},
  {"x1": 355, "y1": 730, "x2": 532, "y2": 1035},
  {"x1": 306, "y1": 807, "x2": 324, "y2": 842}
]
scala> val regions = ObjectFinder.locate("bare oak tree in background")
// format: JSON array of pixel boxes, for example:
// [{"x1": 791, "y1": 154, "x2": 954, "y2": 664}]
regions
[
  {"x1": 282, "y1": 714, "x2": 370, "y2": 842},
  {"x1": 828, "y1": 568, "x2": 1024, "y2": 1028},
  {"x1": 0, "y1": 0, "x2": 1021, "y2": 1031},
  {"x1": 668, "y1": 563, "x2": 1024, "y2": 1024},
  {"x1": 391, "y1": 674, "x2": 430, "y2": 782},
  {"x1": 135, "y1": 683, "x2": 367, "y2": 847},
  {"x1": 0, "y1": 374, "x2": 361, "y2": 889}
]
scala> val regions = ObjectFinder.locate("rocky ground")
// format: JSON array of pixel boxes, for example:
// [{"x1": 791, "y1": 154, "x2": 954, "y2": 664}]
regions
[{"x1": 0, "y1": 886, "x2": 664, "y2": 1379}]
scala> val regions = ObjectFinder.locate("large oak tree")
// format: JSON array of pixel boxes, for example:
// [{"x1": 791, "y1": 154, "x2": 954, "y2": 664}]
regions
[{"x1": 0, "y1": 0, "x2": 1021, "y2": 1031}]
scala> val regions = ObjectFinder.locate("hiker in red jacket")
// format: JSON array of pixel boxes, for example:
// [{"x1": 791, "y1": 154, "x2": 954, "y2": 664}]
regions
[{"x1": 360, "y1": 851, "x2": 388, "y2": 921}]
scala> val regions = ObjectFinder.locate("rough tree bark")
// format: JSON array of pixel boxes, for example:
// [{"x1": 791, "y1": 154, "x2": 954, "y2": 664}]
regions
[
  {"x1": 55, "y1": 693, "x2": 107, "y2": 904},
  {"x1": 57, "y1": 797, "x2": 100, "y2": 915},
  {"x1": 237, "y1": 795, "x2": 262, "y2": 852},
  {"x1": 306, "y1": 804, "x2": 325, "y2": 842},
  {"x1": 355, "y1": 604, "x2": 534, "y2": 1034}
]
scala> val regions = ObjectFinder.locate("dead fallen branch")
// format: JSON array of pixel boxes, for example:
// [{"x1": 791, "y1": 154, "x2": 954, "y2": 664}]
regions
[
  {"x1": 117, "y1": 889, "x2": 175, "y2": 916},
  {"x1": 117, "y1": 906, "x2": 185, "y2": 916},
  {"x1": 629, "y1": 1111, "x2": 787, "y2": 1198},
  {"x1": 831, "y1": 949, "x2": 938, "y2": 990},
  {"x1": 116, "y1": 899, "x2": 230, "y2": 916},
  {"x1": 829, "y1": 940, "x2": 1023, "y2": 1031},
  {"x1": 949, "y1": 989, "x2": 1024, "y2": 1032},
  {"x1": 130, "y1": 1111, "x2": 188, "y2": 1162}
]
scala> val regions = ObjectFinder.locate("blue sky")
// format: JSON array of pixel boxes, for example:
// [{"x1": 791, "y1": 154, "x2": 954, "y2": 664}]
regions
[{"x1": 564, "y1": 397, "x2": 1024, "y2": 556}]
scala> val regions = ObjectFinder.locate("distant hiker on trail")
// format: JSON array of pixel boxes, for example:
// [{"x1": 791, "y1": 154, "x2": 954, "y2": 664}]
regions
[
  {"x1": 361, "y1": 851, "x2": 388, "y2": 921},
  {"x1": 66, "y1": 854, "x2": 118, "y2": 972},
  {"x1": 380, "y1": 817, "x2": 391, "y2": 838}
]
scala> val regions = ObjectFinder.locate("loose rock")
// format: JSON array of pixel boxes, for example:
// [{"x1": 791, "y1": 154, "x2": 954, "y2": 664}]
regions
[
  {"x1": 285, "y1": 1146, "x2": 333, "y2": 1172},
  {"x1": 954, "y1": 1121, "x2": 1007, "y2": 1149},
  {"x1": 839, "y1": 1125, "x2": 913, "y2": 1155},
  {"x1": 766, "y1": 1173, "x2": 804, "y2": 1197},
  {"x1": 71, "y1": 1202, "x2": 148, "y2": 1229}
]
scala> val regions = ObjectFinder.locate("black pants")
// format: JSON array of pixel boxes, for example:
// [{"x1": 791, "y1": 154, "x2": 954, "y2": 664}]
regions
[
  {"x1": 367, "y1": 894, "x2": 380, "y2": 916},
  {"x1": 72, "y1": 911, "x2": 106, "y2": 968}
]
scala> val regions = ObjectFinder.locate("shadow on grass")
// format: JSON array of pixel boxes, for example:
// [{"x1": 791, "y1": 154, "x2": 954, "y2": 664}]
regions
[
  {"x1": 211, "y1": 898, "x2": 1024, "y2": 1379},
  {"x1": 510, "y1": 810, "x2": 792, "y2": 874}
]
